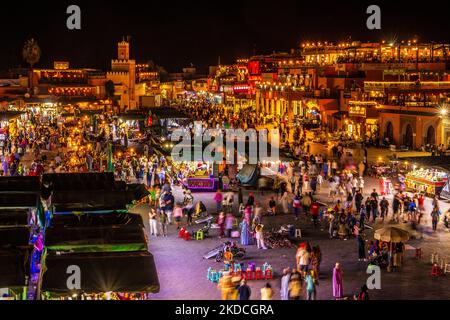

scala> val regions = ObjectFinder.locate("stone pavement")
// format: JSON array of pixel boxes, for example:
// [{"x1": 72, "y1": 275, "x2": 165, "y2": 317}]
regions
[{"x1": 129, "y1": 176, "x2": 450, "y2": 300}]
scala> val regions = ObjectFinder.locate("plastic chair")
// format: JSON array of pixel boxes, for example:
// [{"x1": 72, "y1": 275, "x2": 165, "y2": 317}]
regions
[
  {"x1": 431, "y1": 252, "x2": 438, "y2": 264},
  {"x1": 245, "y1": 268, "x2": 254, "y2": 280},
  {"x1": 183, "y1": 231, "x2": 191, "y2": 241},
  {"x1": 255, "y1": 268, "x2": 263, "y2": 280},
  {"x1": 207, "y1": 267, "x2": 213, "y2": 280},
  {"x1": 211, "y1": 271, "x2": 220, "y2": 283},
  {"x1": 415, "y1": 247, "x2": 422, "y2": 259},
  {"x1": 431, "y1": 263, "x2": 441, "y2": 277},
  {"x1": 265, "y1": 268, "x2": 273, "y2": 280},
  {"x1": 444, "y1": 262, "x2": 450, "y2": 274},
  {"x1": 196, "y1": 230, "x2": 204, "y2": 240}
]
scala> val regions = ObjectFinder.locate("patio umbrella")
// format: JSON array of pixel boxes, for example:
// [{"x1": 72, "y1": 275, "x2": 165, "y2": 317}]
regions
[{"x1": 374, "y1": 226, "x2": 410, "y2": 243}]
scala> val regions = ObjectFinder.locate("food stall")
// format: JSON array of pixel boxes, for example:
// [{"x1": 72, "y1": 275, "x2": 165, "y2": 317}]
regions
[
  {"x1": 405, "y1": 168, "x2": 448, "y2": 196},
  {"x1": 174, "y1": 161, "x2": 217, "y2": 191}
]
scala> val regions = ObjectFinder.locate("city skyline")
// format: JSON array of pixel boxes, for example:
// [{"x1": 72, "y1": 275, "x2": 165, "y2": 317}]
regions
[{"x1": 1, "y1": 0, "x2": 450, "y2": 73}]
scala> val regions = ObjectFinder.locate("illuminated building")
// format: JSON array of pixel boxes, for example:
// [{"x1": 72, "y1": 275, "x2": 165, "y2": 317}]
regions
[{"x1": 107, "y1": 39, "x2": 137, "y2": 110}]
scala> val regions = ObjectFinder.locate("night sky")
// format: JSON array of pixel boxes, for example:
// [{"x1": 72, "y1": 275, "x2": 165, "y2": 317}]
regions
[{"x1": 1, "y1": 0, "x2": 450, "y2": 73}]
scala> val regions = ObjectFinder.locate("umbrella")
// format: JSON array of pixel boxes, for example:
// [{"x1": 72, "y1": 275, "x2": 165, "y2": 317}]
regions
[{"x1": 374, "y1": 226, "x2": 410, "y2": 243}]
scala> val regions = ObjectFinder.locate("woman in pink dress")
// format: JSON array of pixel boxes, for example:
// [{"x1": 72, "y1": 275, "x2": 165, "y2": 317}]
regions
[{"x1": 332, "y1": 262, "x2": 344, "y2": 299}]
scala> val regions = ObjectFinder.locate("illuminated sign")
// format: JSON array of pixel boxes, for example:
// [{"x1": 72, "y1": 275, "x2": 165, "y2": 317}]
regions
[
  {"x1": 54, "y1": 61, "x2": 70, "y2": 70},
  {"x1": 348, "y1": 105, "x2": 366, "y2": 117}
]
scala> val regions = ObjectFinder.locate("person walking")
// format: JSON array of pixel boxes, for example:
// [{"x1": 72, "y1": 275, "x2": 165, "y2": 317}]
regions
[
  {"x1": 380, "y1": 197, "x2": 389, "y2": 222},
  {"x1": 311, "y1": 200, "x2": 320, "y2": 227},
  {"x1": 280, "y1": 268, "x2": 291, "y2": 300},
  {"x1": 255, "y1": 224, "x2": 267, "y2": 249},
  {"x1": 159, "y1": 209, "x2": 168, "y2": 237},
  {"x1": 288, "y1": 269, "x2": 302, "y2": 300},
  {"x1": 237, "y1": 279, "x2": 251, "y2": 300},
  {"x1": 218, "y1": 271, "x2": 236, "y2": 300},
  {"x1": 148, "y1": 207, "x2": 159, "y2": 236},
  {"x1": 357, "y1": 234, "x2": 366, "y2": 261},
  {"x1": 332, "y1": 262, "x2": 344, "y2": 300},
  {"x1": 214, "y1": 190, "x2": 223, "y2": 213},
  {"x1": 173, "y1": 203, "x2": 184, "y2": 230},
  {"x1": 281, "y1": 191, "x2": 290, "y2": 214},
  {"x1": 431, "y1": 206, "x2": 440, "y2": 231},
  {"x1": 225, "y1": 213, "x2": 234, "y2": 238},
  {"x1": 239, "y1": 219, "x2": 251, "y2": 245},
  {"x1": 260, "y1": 283, "x2": 274, "y2": 300},
  {"x1": 268, "y1": 196, "x2": 277, "y2": 215},
  {"x1": 217, "y1": 212, "x2": 226, "y2": 238},
  {"x1": 305, "y1": 270, "x2": 317, "y2": 300},
  {"x1": 293, "y1": 194, "x2": 301, "y2": 220}
]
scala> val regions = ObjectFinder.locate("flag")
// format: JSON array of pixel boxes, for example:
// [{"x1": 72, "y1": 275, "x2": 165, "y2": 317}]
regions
[{"x1": 107, "y1": 142, "x2": 114, "y2": 172}]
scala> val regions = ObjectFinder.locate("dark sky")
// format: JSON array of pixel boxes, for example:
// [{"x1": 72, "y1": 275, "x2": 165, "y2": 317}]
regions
[{"x1": 1, "y1": 0, "x2": 450, "y2": 73}]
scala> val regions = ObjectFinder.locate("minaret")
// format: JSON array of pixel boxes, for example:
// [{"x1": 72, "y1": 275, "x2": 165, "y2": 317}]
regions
[{"x1": 118, "y1": 40, "x2": 130, "y2": 60}]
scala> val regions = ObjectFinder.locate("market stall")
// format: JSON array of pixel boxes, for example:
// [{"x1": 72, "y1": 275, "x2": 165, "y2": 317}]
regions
[
  {"x1": 405, "y1": 168, "x2": 448, "y2": 196},
  {"x1": 38, "y1": 251, "x2": 160, "y2": 300},
  {"x1": 173, "y1": 161, "x2": 217, "y2": 191},
  {"x1": 0, "y1": 249, "x2": 29, "y2": 300}
]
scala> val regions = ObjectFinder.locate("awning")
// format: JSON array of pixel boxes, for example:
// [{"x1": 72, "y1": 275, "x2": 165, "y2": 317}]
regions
[
  {"x1": 0, "y1": 249, "x2": 29, "y2": 289},
  {"x1": 40, "y1": 251, "x2": 160, "y2": 294},
  {"x1": 0, "y1": 227, "x2": 31, "y2": 247},
  {"x1": 50, "y1": 212, "x2": 143, "y2": 228},
  {"x1": 0, "y1": 176, "x2": 40, "y2": 193},
  {"x1": 0, "y1": 193, "x2": 39, "y2": 209},
  {"x1": 399, "y1": 156, "x2": 450, "y2": 172},
  {"x1": 332, "y1": 111, "x2": 348, "y2": 120},
  {"x1": 44, "y1": 224, "x2": 147, "y2": 253},
  {"x1": 42, "y1": 173, "x2": 116, "y2": 192},
  {"x1": 0, "y1": 111, "x2": 25, "y2": 121},
  {"x1": 52, "y1": 191, "x2": 129, "y2": 213},
  {"x1": 0, "y1": 210, "x2": 29, "y2": 228}
]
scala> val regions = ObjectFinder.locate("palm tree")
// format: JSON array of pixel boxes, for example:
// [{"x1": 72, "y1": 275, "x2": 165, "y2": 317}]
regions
[{"x1": 22, "y1": 39, "x2": 41, "y2": 93}]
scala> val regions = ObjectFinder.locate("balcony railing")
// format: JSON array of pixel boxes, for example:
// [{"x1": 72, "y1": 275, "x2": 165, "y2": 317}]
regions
[{"x1": 365, "y1": 81, "x2": 450, "y2": 91}]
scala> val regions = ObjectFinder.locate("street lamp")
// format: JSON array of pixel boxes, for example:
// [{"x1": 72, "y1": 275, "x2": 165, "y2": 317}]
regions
[{"x1": 440, "y1": 108, "x2": 448, "y2": 116}]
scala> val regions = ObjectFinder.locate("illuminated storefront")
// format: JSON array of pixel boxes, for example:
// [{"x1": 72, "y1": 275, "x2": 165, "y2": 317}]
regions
[{"x1": 345, "y1": 101, "x2": 379, "y2": 139}]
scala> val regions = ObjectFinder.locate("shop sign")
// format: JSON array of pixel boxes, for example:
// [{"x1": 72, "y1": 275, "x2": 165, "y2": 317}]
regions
[{"x1": 349, "y1": 106, "x2": 366, "y2": 117}]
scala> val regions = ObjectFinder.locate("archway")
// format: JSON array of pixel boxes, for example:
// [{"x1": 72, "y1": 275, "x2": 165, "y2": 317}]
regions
[
  {"x1": 403, "y1": 124, "x2": 413, "y2": 148},
  {"x1": 426, "y1": 125, "x2": 436, "y2": 145},
  {"x1": 384, "y1": 121, "x2": 394, "y2": 144}
]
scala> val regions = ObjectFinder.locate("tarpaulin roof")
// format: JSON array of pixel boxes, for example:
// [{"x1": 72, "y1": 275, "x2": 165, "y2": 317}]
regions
[
  {"x1": 0, "y1": 176, "x2": 40, "y2": 193},
  {"x1": 399, "y1": 156, "x2": 450, "y2": 173},
  {"x1": 125, "y1": 183, "x2": 150, "y2": 202},
  {"x1": 236, "y1": 164, "x2": 258, "y2": 186},
  {"x1": 117, "y1": 113, "x2": 147, "y2": 121},
  {"x1": 0, "y1": 111, "x2": 25, "y2": 121},
  {"x1": 52, "y1": 191, "x2": 128, "y2": 213},
  {"x1": 44, "y1": 224, "x2": 147, "y2": 253},
  {"x1": 149, "y1": 108, "x2": 189, "y2": 119},
  {"x1": 50, "y1": 212, "x2": 143, "y2": 228},
  {"x1": 0, "y1": 193, "x2": 39, "y2": 209},
  {"x1": 42, "y1": 173, "x2": 117, "y2": 192},
  {"x1": 0, "y1": 210, "x2": 29, "y2": 227},
  {"x1": 0, "y1": 249, "x2": 29, "y2": 288},
  {"x1": 40, "y1": 251, "x2": 160, "y2": 294},
  {"x1": 0, "y1": 227, "x2": 30, "y2": 247}
]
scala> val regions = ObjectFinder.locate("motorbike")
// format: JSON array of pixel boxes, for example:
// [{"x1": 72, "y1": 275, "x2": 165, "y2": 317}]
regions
[{"x1": 214, "y1": 241, "x2": 246, "y2": 262}]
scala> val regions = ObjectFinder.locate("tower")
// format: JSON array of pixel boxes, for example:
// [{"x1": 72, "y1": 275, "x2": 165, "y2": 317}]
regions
[
  {"x1": 107, "y1": 38, "x2": 136, "y2": 110},
  {"x1": 118, "y1": 40, "x2": 130, "y2": 60}
]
